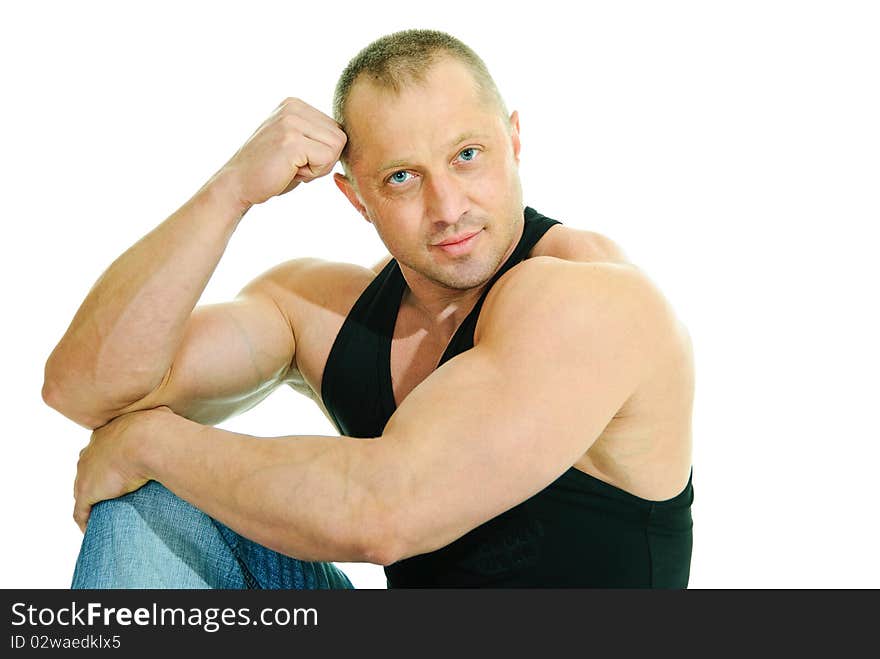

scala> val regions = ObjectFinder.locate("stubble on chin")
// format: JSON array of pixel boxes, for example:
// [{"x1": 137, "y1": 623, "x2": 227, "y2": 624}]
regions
[{"x1": 423, "y1": 240, "x2": 512, "y2": 291}]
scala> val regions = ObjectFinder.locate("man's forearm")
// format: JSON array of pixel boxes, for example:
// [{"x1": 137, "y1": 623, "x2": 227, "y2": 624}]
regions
[
  {"x1": 43, "y1": 171, "x2": 249, "y2": 426},
  {"x1": 135, "y1": 411, "x2": 389, "y2": 564}
]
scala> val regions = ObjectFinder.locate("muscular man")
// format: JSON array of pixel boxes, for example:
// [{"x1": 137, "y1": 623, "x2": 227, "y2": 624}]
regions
[{"x1": 43, "y1": 29, "x2": 694, "y2": 588}]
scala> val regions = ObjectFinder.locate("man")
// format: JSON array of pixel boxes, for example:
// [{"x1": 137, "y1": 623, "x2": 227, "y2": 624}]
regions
[{"x1": 43, "y1": 29, "x2": 694, "y2": 588}]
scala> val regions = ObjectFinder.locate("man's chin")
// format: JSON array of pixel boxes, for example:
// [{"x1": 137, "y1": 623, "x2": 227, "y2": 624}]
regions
[{"x1": 427, "y1": 256, "x2": 507, "y2": 291}]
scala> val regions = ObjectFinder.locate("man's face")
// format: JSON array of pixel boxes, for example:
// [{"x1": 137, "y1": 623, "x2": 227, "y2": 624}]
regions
[{"x1": 335, "y1": 57, "x2": 523, "y2": 291}]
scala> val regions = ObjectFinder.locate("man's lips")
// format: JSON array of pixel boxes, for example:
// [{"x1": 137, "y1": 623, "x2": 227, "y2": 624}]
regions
[
  {"x1": 430, "y1": 229, "x2": 483, "y2": 256},
  {"x1": 433, "y1": 229, "x2": 482, "y2": 247}
]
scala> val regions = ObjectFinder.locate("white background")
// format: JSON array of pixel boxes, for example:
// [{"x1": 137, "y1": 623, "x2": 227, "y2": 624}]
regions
[{"x1": 2, "y1": 1, "x2": 878, "y2": 589}]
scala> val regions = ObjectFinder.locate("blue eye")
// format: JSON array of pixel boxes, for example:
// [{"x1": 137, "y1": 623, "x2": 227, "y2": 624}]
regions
[
  {"x1": 458, "y1": 148, "x2": 477, "y2": 162},
  {"x1": 388, "y1": 171, "x2": 412, "y2": 185}
]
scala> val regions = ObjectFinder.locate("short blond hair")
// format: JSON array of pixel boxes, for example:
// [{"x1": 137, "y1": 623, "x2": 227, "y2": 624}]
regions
[{"x1": 333, "y1": 29, "x2": 508, "y2": 166}]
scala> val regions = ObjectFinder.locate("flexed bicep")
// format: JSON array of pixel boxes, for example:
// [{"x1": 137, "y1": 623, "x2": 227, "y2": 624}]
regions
[{"x1": 110, "y1": 265, "x2": 299, "y2": 426}]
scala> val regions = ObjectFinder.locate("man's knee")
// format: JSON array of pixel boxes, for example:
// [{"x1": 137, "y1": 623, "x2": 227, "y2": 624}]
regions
[
  {"x1": 88, "y1": 480, "x2": 177, "y2": 524},
  {"x1": 73, "y1": 481, "x2": 236, "y2": 589}
]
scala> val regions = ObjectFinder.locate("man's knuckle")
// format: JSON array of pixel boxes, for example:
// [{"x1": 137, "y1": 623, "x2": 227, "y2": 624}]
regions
[
  {"x1": 317, "y1": 159, "x2": 335, "y2": 176},
  {"x1": 278, "y1": 114, "x2": 302, "y2": 134}
]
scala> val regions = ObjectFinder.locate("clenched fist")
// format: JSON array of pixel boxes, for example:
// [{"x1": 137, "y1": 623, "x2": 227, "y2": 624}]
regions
[{"x1": 220, "y1": 98, "x2": 347, "y2": 207}]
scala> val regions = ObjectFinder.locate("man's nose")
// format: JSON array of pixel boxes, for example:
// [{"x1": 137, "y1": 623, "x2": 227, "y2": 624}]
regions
[{"x1": 424, "y1": 170, "x2": 469, "y2": 225}]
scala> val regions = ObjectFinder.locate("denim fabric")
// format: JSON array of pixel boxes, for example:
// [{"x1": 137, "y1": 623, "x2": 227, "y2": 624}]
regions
[{"x1": 71, "y1": 480, "x2": 354, "y2": 589}]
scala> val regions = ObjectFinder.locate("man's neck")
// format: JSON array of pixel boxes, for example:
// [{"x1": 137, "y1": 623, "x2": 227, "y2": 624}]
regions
[{"x1": 399, "y1": 282, "x2": 484, "y2": 338}]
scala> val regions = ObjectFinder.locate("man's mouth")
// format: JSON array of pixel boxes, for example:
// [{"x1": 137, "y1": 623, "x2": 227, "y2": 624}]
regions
[
  {"x1": 433, "y1": 229, "x2": 481, "y2": 246},
  {"x1": 431, "y1": 229, "x2": 483, "y2": 255}
]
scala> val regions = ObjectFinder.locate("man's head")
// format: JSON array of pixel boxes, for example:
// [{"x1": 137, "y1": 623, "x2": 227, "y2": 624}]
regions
[
  {"x1": 333, "y1": 30, "x2": 509, "y2": 168},
  {"x1": 332, "y1": 29, "x2": 524, "y2": 292}
]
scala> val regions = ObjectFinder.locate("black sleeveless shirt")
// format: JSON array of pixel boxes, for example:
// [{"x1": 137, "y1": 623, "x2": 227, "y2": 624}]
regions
[{"x1": 321, "y1": 207, "x2": 694, "y2": 587}]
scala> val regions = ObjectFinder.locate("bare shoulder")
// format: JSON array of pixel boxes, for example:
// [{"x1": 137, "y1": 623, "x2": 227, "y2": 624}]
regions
[
  {"x1": 478, "y1": 256, "x2": 690, "y2": 363},
  {"x1": 243, "y1": 257, "x2": 374, "y2": 358},
  {"x1": 482, "y1": 257, "x2": 646, "y2": 322},
  {"x1": 242, "y1": 257, "x2": 376, "y2": 319},
  {"x1": 531, "y1": 224, "x2": 630, "y2": 264},
  {"x1": 241, "y1": 257, "x2": 380, "y2": 393}
]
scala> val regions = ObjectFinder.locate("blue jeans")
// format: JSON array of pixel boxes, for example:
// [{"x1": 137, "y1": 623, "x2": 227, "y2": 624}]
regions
[{"x1": 71, "y1": 481, "x2": 354, "y2": 589}]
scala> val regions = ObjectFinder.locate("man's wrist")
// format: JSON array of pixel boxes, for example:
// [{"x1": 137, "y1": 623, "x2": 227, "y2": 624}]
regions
[
  {"x1": 197, "y1": 168, "x2": 253, "y2": 226},
  {"x1": 129, "y1": 406, "x2": 181, "y2": 483}
]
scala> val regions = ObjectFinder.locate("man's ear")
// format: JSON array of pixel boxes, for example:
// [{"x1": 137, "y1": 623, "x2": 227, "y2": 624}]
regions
[
  {"x1": 509, "y1": 110, "x2": 521, "y2": 165},
  {"x1": 333, "y1": 172, "x2": 371, "y2": 223}
]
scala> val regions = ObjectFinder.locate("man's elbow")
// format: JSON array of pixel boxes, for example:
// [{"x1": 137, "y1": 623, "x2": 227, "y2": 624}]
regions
[
  {"x1": 41, "y1": 377, "x2": 108, "y2": 430},
  {"x1": 361, "y1": 526, "x2": 406, "y2": 567},
  {"x1": 354, "y1": 497, "x2": 409, "y2": 567},
  {"x1": 272, "y1": 512, "x2": 403, "y2": 566}
]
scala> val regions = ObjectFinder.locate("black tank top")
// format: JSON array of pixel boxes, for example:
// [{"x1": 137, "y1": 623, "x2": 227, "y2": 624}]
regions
[{"x1": 321, "y1": 206, "x2": 694, "y2": 587}]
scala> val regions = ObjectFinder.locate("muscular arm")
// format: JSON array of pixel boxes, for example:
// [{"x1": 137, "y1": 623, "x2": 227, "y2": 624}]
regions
[
  {"x1": 122, "y1": 258, "x2": 674, "y2": 563},
  {"x1": 43, "y1": 98, "x2": 346, "y2": 430},
  {"x1": 41, "y1": 173, "x2": 250, "y2": 429}
]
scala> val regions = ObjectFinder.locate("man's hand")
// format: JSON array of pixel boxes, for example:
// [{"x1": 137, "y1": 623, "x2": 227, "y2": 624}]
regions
[
  {"x1": 72, "y1": 407, "x2": 168, "y2": 533},
  {"x1": 220, "y1": 98, "x2": 348, "y2": 208}
]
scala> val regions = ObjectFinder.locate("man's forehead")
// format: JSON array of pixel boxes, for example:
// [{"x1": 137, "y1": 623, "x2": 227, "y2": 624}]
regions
[{"x1": 343, "y1": 59, "x2": 500, "y2": 169}]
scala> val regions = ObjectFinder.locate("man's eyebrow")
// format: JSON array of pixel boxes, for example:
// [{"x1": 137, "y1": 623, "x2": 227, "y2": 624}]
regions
[
  {"x1": 446, "y1": 131, "x2": 487, "y2": 148},
  {"x1": 374, "y1": 132, "x2": 491, "y2": 176},
  {"x1": 376, "y1": 159, "x2": 410, "y2": 176}
]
